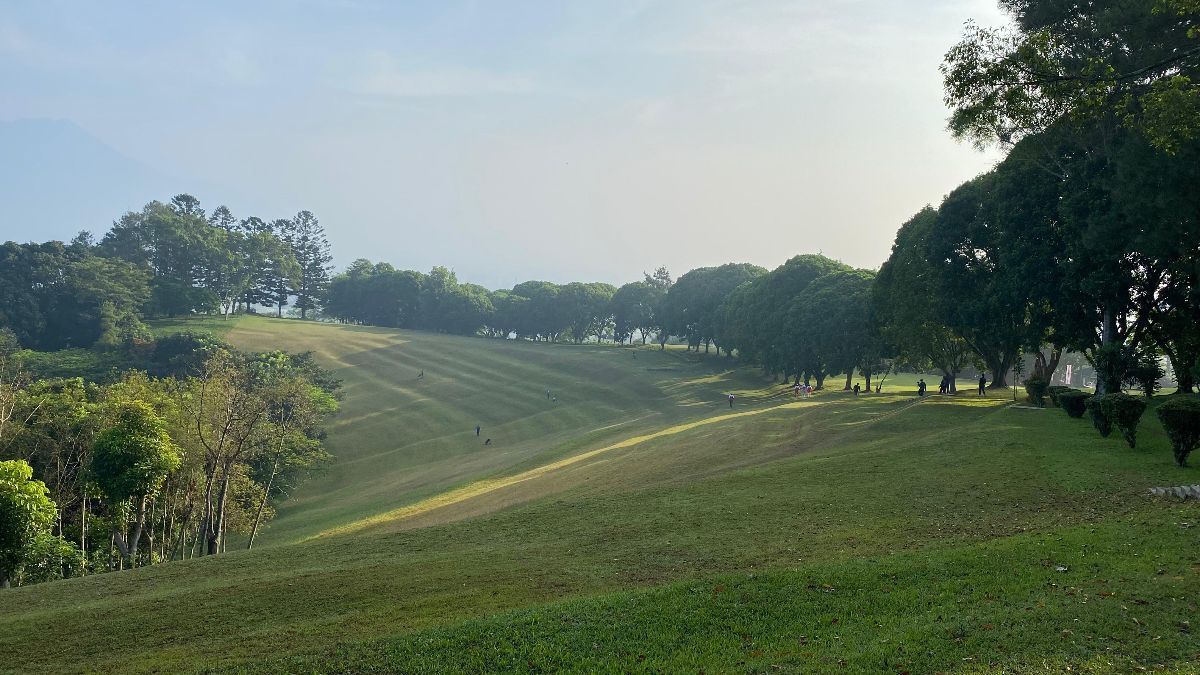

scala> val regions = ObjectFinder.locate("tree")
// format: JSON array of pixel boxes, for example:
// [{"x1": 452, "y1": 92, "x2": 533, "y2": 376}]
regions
[
  {"x1": 188, "y1": 355, "x2": 272, "y2": 555},
  {"x1": 208, "y1": 205, "x2": 237, "y2": 232},
  {"x1": 663, "y1": 263, "x2": 766, "y2": 355},
  {"x1": 286, "y1": 211, "x2": 333, "y2": 320},
  {"x1": 0, "y1": 460, "x2": 57, "y2": 588},
  {"x1": 265, "y1": 219, "x2": 300, "y2": 316},
  {"x1": 875, "y1": 208, "x2": 978, "y2": 389},
  {"x1": 943, "y1": 1, "x2": 1200, "y2": 392},
  {"x1": 789, "y1": 270, "x2": 876, "y2": 390},
  {"x1": 101, "y1": 199, "x2": 220, "y2": 317},
  {"x1": 509, "y1": 281, "x2": 566, "y2": 341},
  {"x1": 719, "y1": 255, "x2": 851, "y2": 375},
  {"x1": 244, "y1": 354, "x2": 336, "y2": 549},
  {"x1": 91, "y1": 401, "x2": 181, "y2": 566},
  {"x1": 644, "y1": 267, "x2": 674, "y2": 348},
  {"x1": 610, "y1": 282, "x2": 658, "y2": 344},
  {"x1": 558, "y1": 282, "x2": 616, "y2": 343},
  {"x1": 942, "y1": 0, "x2": 1200, "y2": 153},
  {"x1": 0, "y1": 241, "x2": 150, "y2": 350}
]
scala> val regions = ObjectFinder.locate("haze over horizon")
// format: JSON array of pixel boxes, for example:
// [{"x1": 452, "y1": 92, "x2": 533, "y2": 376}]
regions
[{"x1": 2, "y1": 0, "x2": 1005, "y2": 289}]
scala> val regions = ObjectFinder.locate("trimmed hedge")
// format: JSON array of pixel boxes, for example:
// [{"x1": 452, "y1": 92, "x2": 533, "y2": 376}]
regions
[
  {"x1": 1085, "y1": 396, "x2": 1112, "y2": 436},
  {"x1": 1156, "y1": 395, "x2": 1200, "y2": 467},
  {"x1": 1099, "y1": 393, "x2": 1147, "y2": 448},
  {"x1": 1059, "y1": 390, "x2": 1090, "y2": 418},
  {"x1": 1024, "y1": 377, "x2": 1050, "y2": 407},
  {"x1": 1046, "y1": 385, "x2": 1073, "y2": 407}
]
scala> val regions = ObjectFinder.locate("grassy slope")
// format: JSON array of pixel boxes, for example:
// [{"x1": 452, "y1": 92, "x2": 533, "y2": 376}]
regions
[
  {"x1": 222, "y1": 316, "x2": 788, "y2": 544},
  {"x1": 1, "y1": 318, "x2": 1197, "y2": 673}
]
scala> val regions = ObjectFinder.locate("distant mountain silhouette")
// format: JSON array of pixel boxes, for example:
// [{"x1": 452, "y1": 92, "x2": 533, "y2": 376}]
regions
[{"x1": 0, "y1": 118, "x2": 181, "y2": 243}]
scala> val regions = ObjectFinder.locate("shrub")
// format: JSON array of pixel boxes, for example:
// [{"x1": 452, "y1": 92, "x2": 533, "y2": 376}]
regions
[
  {"x1": 1059, "y1": 390, "x2": 1090, "y2": 418},
  {"x1": 1099, "y1": 393, "x2": 1147, "y2": 448},
  {"x1": 1156, "y1": 396, "x2": 1200, "y2": 467},
  {"x1": 1085, "y1": 395, "x2": 1111, "y2": 436},
  {"x1": 1024, "y1": 377, "x2": 1050, "y2": 406},
  {"x1": 1047, "y1": 385, "x2": 1073, "y2": 407}
]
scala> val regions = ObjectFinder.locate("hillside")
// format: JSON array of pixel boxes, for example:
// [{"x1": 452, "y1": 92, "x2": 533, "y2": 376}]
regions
[
  {"x1": 1, "y1": 319, "x2": 1197, "y2": 673},
  {"x1": 222, "y1": 316, "x2": 796, "y2": 544}
]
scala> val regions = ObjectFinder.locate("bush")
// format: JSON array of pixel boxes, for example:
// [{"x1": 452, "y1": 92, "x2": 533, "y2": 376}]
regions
[
  {"x1": 1047, "y1": 385, "x2": 1073, "y2": 407},
  {"x1": 1156, "y1": 395, "x2": 1200, "y2": 467},
  {"x1": 1085, "y1": 395, "x2": 1111, "y2": 436},
  {"x1": 1059, "y1": 390, "x2": 1090, "y2": 418},
  {"x1": 1099, "y1": 393, "x2": 1147, "y2": 448},
  {"x1": 1024, "y1": 377, "x2": 1050, "y2": 406},
  {"x1": 17, "y1": 533, "x2": 86, "y2": 585}
]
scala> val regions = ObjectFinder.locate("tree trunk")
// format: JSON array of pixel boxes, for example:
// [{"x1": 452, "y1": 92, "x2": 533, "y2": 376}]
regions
[
  {"x1": 1032, "y1": 348, "x2": 1062, "y2": 384},
  {"x1": 1096, "y1": 307, "x2": 1119, "y2": 395},
  {"x1": 127, "y1": 494, "x2": 149, "y2": 566},
  {"x1": 843, "y1": 371, "x2": 853, "y2": 391},
  {"x1": 0, "y1": 569, "x2": 8, "y2": 588},
  {"x1": 211, "y1": 469, "x2": 233, "y2": 555},
  {"x1": 948, "y1": 371, "x2": 958, "y2": 393},
  {"x1": 987, "y1": 355, "x2": 1012, "y2": 389},
  {"x1": 247, "y1": 459, "x2": 278, "y2": 550},
  {"x1": 80, "y1": 492, "x2": 88, "y2": 575},
  {"x1": 864, "y1": 371, "x2": 872, "y2": 392},
  {"x1": 815, "y1": 371, "x2": 826, "y2": 389},
  {"x1": 201, "y1": 469, "x2": 217, "y2": 557},
  {"x1": 147, "y1": 498, "x2": 156, "y2": 565}
]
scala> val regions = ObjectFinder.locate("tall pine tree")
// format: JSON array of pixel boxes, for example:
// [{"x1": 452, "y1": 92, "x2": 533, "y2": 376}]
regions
[{"x1": 287, "y1": 211, "x2": 333, "y2": 319}]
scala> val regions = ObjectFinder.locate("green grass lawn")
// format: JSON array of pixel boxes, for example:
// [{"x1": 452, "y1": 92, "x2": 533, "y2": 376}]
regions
[
  {"x1": 146, "y1": 314, "x2": 246, "y2": 338},
  {"x1": 1, "y1": 318, "x2": 1196, "y2": 673}
]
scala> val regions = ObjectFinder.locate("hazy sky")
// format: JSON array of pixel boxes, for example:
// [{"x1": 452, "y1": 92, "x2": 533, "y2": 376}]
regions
[{"x1": 2, "y1": 1, "x2": 1005, "y2": 289}]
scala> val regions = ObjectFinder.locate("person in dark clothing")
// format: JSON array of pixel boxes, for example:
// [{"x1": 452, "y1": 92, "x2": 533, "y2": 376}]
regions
[
  {"x1": 417, "y1": 370, "x2": 424, "y2": 380},
  {"x1": 484, "y1": 438, "x2": 492, "y2": 446},
  {"x1": 978, "y1": 373, "x2": 987, "y2": 395},
  {"x1": 918, "y1": 379, "x2": 926, "y2": 396},
  {"x1": 939, "y1": 374, "x2": 948, "y2": 394},
  {"x1": 728, "y1": 393, "x2": 735, "y2": 408},
  {"x1": 853, "y1": 382, "x2": 861, "y2": 397},
  {"x1": 475, "y1": 425, "x2": 481, "y2": 436}
]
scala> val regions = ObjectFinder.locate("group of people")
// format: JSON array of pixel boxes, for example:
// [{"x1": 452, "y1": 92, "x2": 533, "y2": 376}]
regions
[
  {"x1": 792, "y1": 383, "x2": 814, "y2": 397},
  {"x1": 918, "y1": 373, "x2": 989, "y2": 397}
]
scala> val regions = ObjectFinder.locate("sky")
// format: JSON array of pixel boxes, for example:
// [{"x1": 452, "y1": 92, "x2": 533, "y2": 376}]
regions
[{"x1": 0, "y1": 0, "x2": 1007, "y2": 290}]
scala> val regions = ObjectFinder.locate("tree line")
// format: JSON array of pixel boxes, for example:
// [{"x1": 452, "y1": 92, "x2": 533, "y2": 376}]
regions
[
  {"x1": 0, "y1": 194, "x2": 333, "y2": 352},
  {"x1": 874, "y1": 0, "x2": 1200, "y2": 396},
  {"x1": 0, "y1": 337, "x2": 337, "y2": 587}
]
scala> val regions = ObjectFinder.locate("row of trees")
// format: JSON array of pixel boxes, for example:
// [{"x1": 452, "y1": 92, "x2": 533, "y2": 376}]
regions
[
  {"x1": 873, "y1": 0, "x2": 1200, "y2": 395},
  {"x1": 0, "y1": 340, "x2": 338, "y2": 587},
  {"x1": 326, "y1": 253, "x2": 886, "y2": 391},
  {"x1": 0, "y1": 195, "x2": 333, "y2": 351},
  {"x1": 326, "y1": 262, "x2": 677, "y2": 344}
]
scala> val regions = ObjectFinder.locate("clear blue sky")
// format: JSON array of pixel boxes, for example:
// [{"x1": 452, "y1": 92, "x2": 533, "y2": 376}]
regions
[{"x1": 1, "y1": 0, "x2": 1004, "y2": 289}]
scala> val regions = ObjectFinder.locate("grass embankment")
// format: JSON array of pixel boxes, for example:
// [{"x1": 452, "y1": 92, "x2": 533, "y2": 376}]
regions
[
  {"x1": 222, "y1": 316, "x2": 791, "y2": 544},
  {"x1": 0, "y1": 317, "x2": 1196, "y2": 673}
]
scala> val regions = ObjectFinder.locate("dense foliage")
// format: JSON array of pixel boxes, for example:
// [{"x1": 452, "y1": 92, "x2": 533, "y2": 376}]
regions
[
  {"x1": 0, "y1": 195, "x2": 327, "y2": 352},
  {"x1": 1058, "y1": 391, "x2": 1091, "y2": 419},
  {"x1": 1099, "y1": 393, "x2": 1148, "y2": 449},
  {"x1": 1155, "y1": 395, "x2": 1200, "y2": 466},
  {"x1": 874, "y1": 0, "x2": 1200, "y2": 406},
  {"x1": 0, "y1": 341, "x2": 338, "y2": 585}
]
